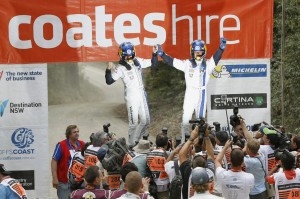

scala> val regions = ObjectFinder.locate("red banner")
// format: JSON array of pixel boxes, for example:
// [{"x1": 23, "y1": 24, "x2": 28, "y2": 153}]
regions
[{"x1": 0, "y1": 0, "x2": 273, "y2": 64}]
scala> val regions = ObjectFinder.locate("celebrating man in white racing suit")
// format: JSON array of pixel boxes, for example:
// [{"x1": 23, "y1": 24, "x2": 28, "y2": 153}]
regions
[
  {"x1": 105, "y1": 42, "x2": 158, "y2": 146},
  {"x1": 155, "y1": 38, "x2": 227, "y2": 142}
]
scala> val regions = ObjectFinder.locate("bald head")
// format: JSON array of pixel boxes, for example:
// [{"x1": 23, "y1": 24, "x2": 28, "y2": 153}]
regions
[{"x1": 125, "y1": 171, "x2": 143, "y2": 194}]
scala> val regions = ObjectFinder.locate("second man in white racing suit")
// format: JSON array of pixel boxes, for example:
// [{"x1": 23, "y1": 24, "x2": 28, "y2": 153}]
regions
[{"x1": 156, "y1": 38, "x2": 227, "y2": 142}]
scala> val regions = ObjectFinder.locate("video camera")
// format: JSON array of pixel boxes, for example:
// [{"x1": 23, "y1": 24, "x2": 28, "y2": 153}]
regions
[
  {"x1": 253, "y1": 122, "x2": 291, "y2": 150},
  {"x1": 189, "y1": 117, "x2": 208, "y2": 140}
]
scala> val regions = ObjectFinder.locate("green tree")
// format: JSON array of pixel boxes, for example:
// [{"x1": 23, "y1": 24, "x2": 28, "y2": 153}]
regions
[{"x1": 272, "y1": 0, "x2": 300, "y2": 133}]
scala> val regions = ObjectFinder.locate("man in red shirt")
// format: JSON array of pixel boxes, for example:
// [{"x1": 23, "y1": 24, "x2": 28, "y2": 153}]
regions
[{"x1": 51, "y1": 125, "x2": 85, "y2": 199}]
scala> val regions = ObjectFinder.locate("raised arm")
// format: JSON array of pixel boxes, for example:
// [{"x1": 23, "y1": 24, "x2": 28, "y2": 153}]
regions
[
  {"x1": 215, "y1": 140, "x2": 232, "y2": 168},
  {"x1": 212, "y1": 37, "x2": 226, "y2": 65},
  {"x1": 105, "y1": 62, "x2": 116, "y2": 85},
  {"x1": 179, "y1": 126, "x2": 199, "y2": 164}
]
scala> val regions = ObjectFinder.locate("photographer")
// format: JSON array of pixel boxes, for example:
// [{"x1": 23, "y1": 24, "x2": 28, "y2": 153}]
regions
[
  {"x1": 179, "y1": 125, "x2": 215, "y2": 199},
  {"x1": 229, "y1": 107, "x2": 247, "y2": 148}
]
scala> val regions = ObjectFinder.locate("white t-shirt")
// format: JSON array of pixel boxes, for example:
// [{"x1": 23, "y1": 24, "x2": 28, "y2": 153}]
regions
[
  {"x1": 164, "y1": 161, "x2": 176, "y2": 183},
  {"x1": 216, "y1": 167, "x2": 254, "y2": 199},
  {"x1": 189, "y1": 191, "x2": 225, "y2": 199}
]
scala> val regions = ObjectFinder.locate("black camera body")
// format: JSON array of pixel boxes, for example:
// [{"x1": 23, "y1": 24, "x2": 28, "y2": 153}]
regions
[
  {"x1": 230, "y1": 106, "x2": 240, "y2": 127},
  {"x1": 162, "y1": 127, "x2": 173, "y2": 151},
  {"x1": 189, "y1": 117, "x2": 207, "y2": 140},
  {"x1": 103, "y1": 123, "x2": 114, "y2": 138}
]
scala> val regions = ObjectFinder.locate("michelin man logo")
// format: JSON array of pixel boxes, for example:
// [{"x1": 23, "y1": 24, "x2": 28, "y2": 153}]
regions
[
  {"x1": 126, "y1": 49, "x2": 132, "y2": 55},
  {"x1": 211, "y1": 65, "x2": 231, "y2": 78},
  {"x1": 11, "y1": 128, "x2": 34, "y2": 148}
]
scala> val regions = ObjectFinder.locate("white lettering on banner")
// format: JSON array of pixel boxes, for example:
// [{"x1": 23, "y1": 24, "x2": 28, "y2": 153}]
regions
[
  {"x1": 8, "y1": 4, "x2": 240, "y2": 49},
  {"x1": 172, "y1": 4, "x2": 240, "y2": 44},
  {"x1": 67, "y1": 14, "x2": 93, "y2": 47},
  {"x1": 9, "y1": 15, "x2": 32, "y2": 49},
  {"x1": 114, "y1": 13, "x2": 141, "y2": 45},
  {"x1": 33, "y1": 15, "x2": 63, "y2": 48}
]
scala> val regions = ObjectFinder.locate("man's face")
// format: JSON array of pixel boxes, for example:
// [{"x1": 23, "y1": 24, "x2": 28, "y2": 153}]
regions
[
  {"x1": 234, "y1": 125, "x2": 244, "y2": 137},
  {"x1": 194, "y1": 51, "x2": 204, "y2": 60},
  {"x1": 69, "y1": 128, "x2": 79, "y2": 140},
  {"x1": 125, "y1": 56, "x2": 133, "y2": 62}
]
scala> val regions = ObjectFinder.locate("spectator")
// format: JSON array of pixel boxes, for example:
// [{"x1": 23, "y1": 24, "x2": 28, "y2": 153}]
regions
[
  {"x1": 257, "y1": 127, "x2": 281, "y2": 173},
  {"x1": 147, "y1": 133, "x2": 170, "y2": 199},
  {"x1": 164, "y1": 143, "x2": 183, "y2": 183},
  {"x1": 212, "y1": 131, "x2": 230, "y2": 197},
  {"x1": 71, "y1": 166, "x2": 109, "y2": 199},
  {"x1": 189, "y1": 167, "x2": 224, "y2": 199},
  {"x1": 0, "y1": 164, "x2": 27, "y2": 199},
  {"x1": 215, "y1": 140, "x2": 254, "y2": 199},
  {"x1": 110, "y1": 162, "x2": 148, "y2": 199},
  {"x1": 51, "y1": 125, "x2": 85, "y2": 199},
  {"x1": 179, "y1": 126, "x2": 215, "y2": 199},
  {"x1": 118, "y1": 171, "x2": 154, "y2": 199},
  {"x1": 244, "y1": 139, "x2": 267, "y2": 199},
  {"x1": 131, "y1": 139, "x2": 151, "y2": 177},
  {"x1": 85, "y1": 132, "x2": 108, "y2": 167},
  {"x1": 267, "y1": 150, "x2": 300, "y2": 199}
]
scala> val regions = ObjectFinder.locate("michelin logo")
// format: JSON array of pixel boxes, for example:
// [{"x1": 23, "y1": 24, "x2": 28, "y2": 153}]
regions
[
  {"x1": 211, "y1": 64, "x2": 267, "y2": 78},
  {"x1": 0, "y1": 99, "x2": 9, "y2": 117},
  {"x1": 11, "y1": 128, "x2": 34, "y2": 148}
]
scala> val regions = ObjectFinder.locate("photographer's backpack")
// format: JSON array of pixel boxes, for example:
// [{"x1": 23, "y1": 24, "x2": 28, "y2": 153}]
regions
[{"x1": 169, "y1": 160, "x2": 182, "y2": 199}]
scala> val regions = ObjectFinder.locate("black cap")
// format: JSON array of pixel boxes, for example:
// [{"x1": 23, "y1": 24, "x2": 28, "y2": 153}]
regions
[{"x1": 0, "y1": 164, "x2": 12, "y2": 175}]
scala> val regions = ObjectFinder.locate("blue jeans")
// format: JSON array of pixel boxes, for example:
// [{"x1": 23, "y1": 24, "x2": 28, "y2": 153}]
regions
[{"x1": 57, "y1": 182, "x2": 70, "y2": 199}]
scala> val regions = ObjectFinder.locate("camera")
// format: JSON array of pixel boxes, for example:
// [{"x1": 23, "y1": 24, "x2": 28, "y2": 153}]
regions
[
  {"x1": 189, "y1": 117, "x2": 208, "y2": 140},
  {"x1": 103, "y1": 123, "x2": 114, "y2": 139},
  {"x1": 162, "y1": 127, "x2": 173, "y2": 151},
  {"x1": 230, "y1": 106, "x2": 240, "y2": 127},
  {"x1": 210, "y1": 122, "x2": 220, "y2": 136}
]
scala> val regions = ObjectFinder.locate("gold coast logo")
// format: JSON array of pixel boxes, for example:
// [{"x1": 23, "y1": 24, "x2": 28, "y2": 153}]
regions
[{"x1": 0, "y1": 99, "x2": 9, "y2": 117}]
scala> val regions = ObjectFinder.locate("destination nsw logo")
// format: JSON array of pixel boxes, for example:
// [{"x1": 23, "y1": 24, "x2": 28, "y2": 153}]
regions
[
  {"x1": 211, "y1": 93, "x2": 267, "y2": 109},
  {"x1": 0, "y1": 99, "x2": 9, "y2": 117}
]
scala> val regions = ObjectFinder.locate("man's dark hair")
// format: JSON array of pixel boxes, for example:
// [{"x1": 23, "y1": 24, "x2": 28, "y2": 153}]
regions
[
  {"x1": 192, "y1": 156, "x2": 207, "y2": 169},
  {"x1": 281, "y1": 151, "x2": 295, "y2": 170},
  {"x1": 84, "y1": 166, "x2": 100, "y2": 184},
  {"x1": 215, "y1": 131, "x2": 229, "y2": 146},
  {"x1": 266, "y1": 134, "x2": 281, "y2": 148},
  {"x1": 292, "y1": 135, "x2": 300, "y2": 150},
  {"x1": 230, "y1": 149, "x2": 244, "y2": 167},
  {"x1": 155, "y1": 133, "x2": 168, "y2": 148},
  {"x1": 65, "y1": 125, "x2": 78, "y2": 139},
  {"x1": 120, "y1": 162, "x2": 138, "y2": 182}
]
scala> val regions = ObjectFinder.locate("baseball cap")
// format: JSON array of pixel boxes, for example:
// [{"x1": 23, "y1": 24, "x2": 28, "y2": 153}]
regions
[
  {"x1": 0, "y1": 164, "x2": 12, "y2": 175},
  {"x1": 259, "y1": 126, "x2": 277, "y2": 135},
  {"x1": 191, "y1": 167, "x2": 209, "y2": 185}
]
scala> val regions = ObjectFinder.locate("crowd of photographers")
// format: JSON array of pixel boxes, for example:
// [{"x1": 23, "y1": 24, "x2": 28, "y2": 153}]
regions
[{"x1": 51, "y1": 115, "x2": 300, "y2": 199}]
